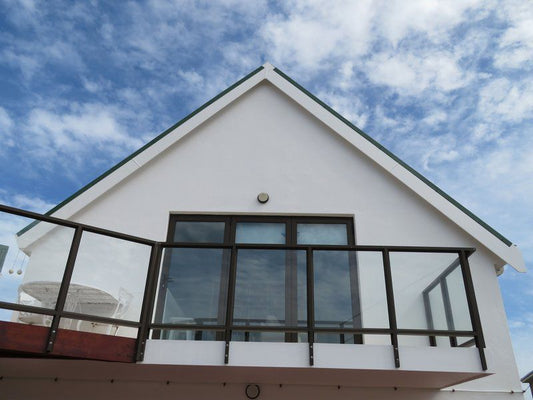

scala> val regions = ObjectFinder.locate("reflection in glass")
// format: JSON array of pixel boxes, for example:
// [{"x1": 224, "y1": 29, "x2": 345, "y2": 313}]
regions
[
  {"x1": 66, "y1": 231, "x2": 152, "y2": 323},
  {"x1": 297, "y1": 224, "x2": 348, "y2": 245},
  {"x1": 233, "y1": 249, "x2": 306, "y2": 330},
  {"x1": 158, "y1": 248, "x2": 229, "y2": 326},
  {"x1": 174, "y1": 221, "x2": 225, "y2": 243},
  {"x1": 236, "y1": 222, "x2": 285, "y2": 244},
  {"x1": 157, "y1": 329, "x2": 220, "y2": 341},
  {"x1": 357, "y1": 252, "x2": 389, "y2": 329},
  {"x1": 428, "y1": 287, "x2": 447, "y2": 330},
  {"x1": 390, "y1": 252, "x2": 459, "y2": 332},
  {"x1": 232, "y1": 331, "x2": 286, "y2": 343},
  {"x1": 314, "y1": 251, "x2": 359, "y2": 329},
  {"x1": 446, "y1": 266, "x2": 472, "y2": 331},
  {"x1": 1, "y1": 217, "x2": 75, "y2": 312}
]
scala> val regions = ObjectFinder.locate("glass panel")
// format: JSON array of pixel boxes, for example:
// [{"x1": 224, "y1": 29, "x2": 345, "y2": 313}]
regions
[
  {"x1": 297, "y1": 223, "x2": 348, "y2": 245},
  {"x1": 446, "y1": 266, "x2": 472, "y2": 331},
  {"x1": 398, "y1": 335, "x2": 434, "y2": 347},
  {"x1": 156, "y1": 248, "x2": 229, "y2": 327},
  {"x1": 62, "y1": 318, "x2": 138, "y2": 338},
  {"x1": 233, "y1": 249, "x2": 306, "y2": 330},
  {"x1": 358, "y1": 252, "x2": 389, "y2": 328},
  {"x1": 231, "y1": 331, "x2": 286, "y2": 342},
  {"x1": 314, "y1": 251, "x2": 360, "y2": 333},
  {"x1": 389, "y1": 252, "x2": 460, "y2": 330},
  {"x1": 174, "y1": 221, "x2": 225, "y2": 243},
  {"x1": 235, "y1": 222, "x2": 285, "y2": 244},
  {"x1": 427, "y1": 285, "x2": 448, "y2": 330},
  {"x1": 315, "y1": 332, "x2": 362, "y2": 344},
  {"x1": 0, "y1": 210, "x2": 75, "y2": 325},
  {"x1": 155, "y1": 329, "x2": 221, "y2": 341},
  {"x1": 65, "y1": 231, "x2": 152, "y2": 323}
]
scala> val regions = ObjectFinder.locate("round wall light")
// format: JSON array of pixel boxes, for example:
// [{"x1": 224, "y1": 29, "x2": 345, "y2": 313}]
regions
[
  {"x1": 257, "y1": 192, "x2": 269, "y2": 204},
  {"x1": 245, "y1": 384, "x2": 261, "y2": 399}
]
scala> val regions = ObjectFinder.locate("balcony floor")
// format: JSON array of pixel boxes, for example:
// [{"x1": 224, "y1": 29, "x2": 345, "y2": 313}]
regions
[
  {"x1": 0, "y1": 321, "x2": 136, "y2": 363},
  {"x1": 0, "y1": 322, "x2": 490, "y2": 390}
]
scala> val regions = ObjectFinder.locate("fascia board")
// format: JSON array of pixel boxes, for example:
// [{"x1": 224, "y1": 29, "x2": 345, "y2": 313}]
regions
[{"x1": 264, "y1": 69, "x2": 526, "y2": 272}]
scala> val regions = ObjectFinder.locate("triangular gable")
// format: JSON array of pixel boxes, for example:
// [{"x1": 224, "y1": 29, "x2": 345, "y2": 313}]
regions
[{"x1": 17, "y1": 63, "x2": 525, "y2": 272}]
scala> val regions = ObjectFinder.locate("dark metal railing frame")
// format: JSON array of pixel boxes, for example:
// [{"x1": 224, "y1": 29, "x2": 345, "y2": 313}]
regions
[{"x1": 0, "y1": 204, "x2": 486, "y2": 370}]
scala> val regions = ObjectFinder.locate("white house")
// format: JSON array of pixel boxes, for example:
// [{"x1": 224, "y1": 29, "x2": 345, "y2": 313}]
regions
[{"x1": 0, "y1": 62, "x2": 527, "y2": 399}]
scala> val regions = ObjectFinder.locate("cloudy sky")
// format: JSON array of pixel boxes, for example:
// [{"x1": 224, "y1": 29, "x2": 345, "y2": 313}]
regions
[{"x1": 0, "y1": 0, "x2": 531, "y2": 387}]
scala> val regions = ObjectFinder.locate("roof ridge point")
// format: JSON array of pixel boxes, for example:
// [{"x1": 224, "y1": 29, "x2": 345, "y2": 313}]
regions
[{"x1": 262, "y1": 61, "x2": 275, "y2": 71}]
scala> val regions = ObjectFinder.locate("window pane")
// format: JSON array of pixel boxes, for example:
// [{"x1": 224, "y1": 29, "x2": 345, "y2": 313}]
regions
[
  {"x1": 157, "y1": 248, "x2": 229, "y2": 326},
  {"x1": 233, "y1": 249, "x2": 306, "y2": 328},
  {"x1": 235, "y1": 222, "x2": 286, "y2": 244},
  {"x1": 173, "y1": 221, "x2": 225, "y2": 243},
  {"x1": 297, "y1": 224, "x2": 348, "y2": 245}
]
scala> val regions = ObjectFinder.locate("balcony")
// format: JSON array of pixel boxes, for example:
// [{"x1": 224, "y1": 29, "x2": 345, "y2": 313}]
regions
[{"x1": 0, "y1": 205, "x2": 489, "y2": 389}]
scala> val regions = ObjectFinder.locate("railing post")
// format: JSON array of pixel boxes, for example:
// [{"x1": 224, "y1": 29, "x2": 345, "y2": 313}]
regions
[
  {"x1": 306, "y1": 247, "x2": 315, "y2": 366},
  {"x1": 135, "y1": 242, "x2": 162, "y2": 361},
  {"x1": 382, "y1": 249, "x2": 400, "y2": 368},
  {"x1": 223, "y1": 245, "x2": 238, "y2": 364},
  {"x1": 459, "y1": 250, "x2": 487, "y2": 370},
  {"x1": 46, "y1": 226, "x2": 83, "y2": 353}
]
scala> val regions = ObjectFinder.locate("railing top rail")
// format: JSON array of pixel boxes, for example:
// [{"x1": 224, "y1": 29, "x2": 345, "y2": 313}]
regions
[
  {"x1": 160, "y1": 242, "x2": 476, "y2": 254},
  {"x1": 1, "y1": 204, "x2": 476, "y2": 255},
  {"x1": 0, "y1": 203, "x2": 156, "y2": 246}
]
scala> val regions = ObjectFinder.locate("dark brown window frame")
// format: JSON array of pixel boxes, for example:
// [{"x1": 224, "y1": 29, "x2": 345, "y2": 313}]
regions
[{"x1": 154, "y1": 214, "x2": 359, "y2": 342}]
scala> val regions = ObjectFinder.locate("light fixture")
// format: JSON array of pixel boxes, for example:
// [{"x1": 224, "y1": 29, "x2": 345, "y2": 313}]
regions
[
  {"x1": 245, "y1": 384, "x2": 260, "y2": 399},
  {"x1": 257, "y1": 192, "x2": 269, "y2": 204}
]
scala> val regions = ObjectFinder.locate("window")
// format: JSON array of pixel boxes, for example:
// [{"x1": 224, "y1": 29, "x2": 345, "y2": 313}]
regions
[{"x1": 154, "y1": 215, "x2": 358, "y2": 342}]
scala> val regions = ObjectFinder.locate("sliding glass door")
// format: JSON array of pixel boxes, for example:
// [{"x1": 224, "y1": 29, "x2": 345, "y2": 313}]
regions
[{"x1": 154, "y1": 215, "x2": 358, "y2": 342}]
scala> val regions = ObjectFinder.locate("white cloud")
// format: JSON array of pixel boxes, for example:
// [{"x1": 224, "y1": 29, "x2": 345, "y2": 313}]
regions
[
  {"x1": 422, "y1": 110, "x2": 447, "y2": 126},
  {"x1": 0, "y1": 107, "x2": 14, "y2": 136},
  {"x1": 478, "y1": 78, "x2": 533, "y2": 123},
  {"x1": 177, "y1": 69, "x2": 204, "y2": 87},
  {"x1": 26, "y1": 103, "x2": 143, "y2": 158},
  {"x1": 317, "y1": 90, "x2": 369, "y2": 128},
  {"x1": 366, "y1": 51, "x2": 471, "y2": 95},
  {"x1": 494, "y1": 0, "x2": 533, "y2": 70},
  {"x1": 9, "y1": 195, "x2": 56, "y2": 214},
  {"x1": 1, "y1": 49, "x2": 41, "y2": 81},
  {"x1": 261, "y1": 0, "x2": 376, "y2": 72},
  {"x1": 377, "y1": 0, "x2": 486, "y2": 46}
]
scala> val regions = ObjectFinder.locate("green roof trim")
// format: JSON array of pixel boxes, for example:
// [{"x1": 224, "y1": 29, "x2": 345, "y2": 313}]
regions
[
  {"x1": 273, "y1": 67, "x2": 513, "y2": 247},
  {"x1": 16, "y1": 66, "x2": 265, "y2": 236}
]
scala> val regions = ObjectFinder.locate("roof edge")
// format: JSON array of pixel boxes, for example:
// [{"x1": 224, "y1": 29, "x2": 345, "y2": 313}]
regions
[
  {"x1": 16, "y1": 66, "x2": 265, "y2": 236},
  {"x1": 273, "y1": 67, "x2": 513, "y2": 248}
]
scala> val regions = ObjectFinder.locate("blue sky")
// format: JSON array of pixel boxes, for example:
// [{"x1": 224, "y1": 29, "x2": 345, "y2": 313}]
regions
[{"x1": 0, "y1": 0, "x2": 531, "y2": 387}]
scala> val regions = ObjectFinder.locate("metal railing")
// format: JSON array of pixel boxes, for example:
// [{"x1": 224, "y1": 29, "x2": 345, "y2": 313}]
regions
[{"x1": 0, "y1": 204, "x2": 486, "y2": 370}]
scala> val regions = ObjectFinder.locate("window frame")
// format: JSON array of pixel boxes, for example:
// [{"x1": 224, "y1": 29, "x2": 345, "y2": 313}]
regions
[{"x1": 154, "y1": 214, "x2": 358, "y2": 342}]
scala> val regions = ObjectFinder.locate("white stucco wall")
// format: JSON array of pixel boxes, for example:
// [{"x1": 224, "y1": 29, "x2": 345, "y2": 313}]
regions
[{"x1": 11, "y1": 82, "x2": 524, "y2": 398}]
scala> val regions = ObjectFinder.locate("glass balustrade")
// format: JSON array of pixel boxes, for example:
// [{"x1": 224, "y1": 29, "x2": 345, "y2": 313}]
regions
[{"x1": 0, "y1": 204, "x2": 484, "y2": 368}]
